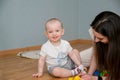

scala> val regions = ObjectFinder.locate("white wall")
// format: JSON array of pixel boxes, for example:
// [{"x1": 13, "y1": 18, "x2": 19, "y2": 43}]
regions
[
  {"x1": 0, "y1": 0, "x2": 79, "y2": 50},
  {"x1": 78, "y1": 0, "x2": 120, "y2": 39},
  {"x1": 0, "y1": 0, "x2": 120, "y2": 50}
]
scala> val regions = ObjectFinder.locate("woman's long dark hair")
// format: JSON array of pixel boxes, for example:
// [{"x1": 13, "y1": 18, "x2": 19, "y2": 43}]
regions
[{"x1": 91, "y1": 11, "x2": 120, "y2": 80}]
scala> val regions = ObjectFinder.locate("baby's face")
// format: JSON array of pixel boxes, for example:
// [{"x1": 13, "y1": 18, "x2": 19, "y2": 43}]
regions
[{"x1": 45, "y1": 21, "x2": 64, "y2": 43}]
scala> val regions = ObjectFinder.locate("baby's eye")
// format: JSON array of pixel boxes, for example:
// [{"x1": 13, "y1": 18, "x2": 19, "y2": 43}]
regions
[
  {"x1": 48, "y1": 31, "x2": 53, "y2": 33},
  {"x1": 56, "y1": 30, "x2": 60, "y2": 32}
]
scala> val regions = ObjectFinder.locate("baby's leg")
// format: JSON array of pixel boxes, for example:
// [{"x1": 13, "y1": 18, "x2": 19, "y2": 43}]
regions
[
  {"x1": 48, "y1": 57, "x2": 75, "y2": 77},
  {"x1": 51, "y1": 66, "x2": 85, "y2": 77},
  {"x1": 68, "y1": 47, "x2": 93, "y2": 75},
  {"x1": 51, "y1": 67, "x2": 73, "y2": 77},
  {"x1": 68, "y1": 49, "x2": 81, "y2": 66}
]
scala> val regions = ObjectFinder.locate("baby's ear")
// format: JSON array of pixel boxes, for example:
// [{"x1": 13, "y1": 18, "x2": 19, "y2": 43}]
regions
[
  {"x1": 45, "y1": 31, "x2": 48, "y2": 37},
  {"x1": 62, "y1": 29, "x2": 64, "y2": 35}
]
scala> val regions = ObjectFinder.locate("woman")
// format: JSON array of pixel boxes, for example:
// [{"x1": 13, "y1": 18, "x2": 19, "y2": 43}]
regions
[{"x1": 80, "y1": 11, "x2": 120, "y2": 80}]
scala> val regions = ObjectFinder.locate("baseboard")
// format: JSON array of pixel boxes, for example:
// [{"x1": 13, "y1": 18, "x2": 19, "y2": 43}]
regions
[{"x1": 0, "y1": 39, "x2": 92, "y2": 57}]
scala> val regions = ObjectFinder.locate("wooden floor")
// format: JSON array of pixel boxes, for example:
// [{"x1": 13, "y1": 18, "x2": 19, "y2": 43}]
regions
[{"x1": 0, "y1": 43, "x2": 92, "y2": 80}]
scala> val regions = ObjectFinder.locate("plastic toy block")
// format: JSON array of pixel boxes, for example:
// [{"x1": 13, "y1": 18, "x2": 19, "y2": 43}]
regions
[{"x1": 68, "y1": 75, "x2": 81, "y2": 80}]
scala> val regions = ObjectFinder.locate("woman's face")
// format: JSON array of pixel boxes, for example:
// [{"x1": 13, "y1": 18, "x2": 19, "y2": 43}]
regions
[{"x1": 93, "y1": 29, "x2": 109, "y2": 44}]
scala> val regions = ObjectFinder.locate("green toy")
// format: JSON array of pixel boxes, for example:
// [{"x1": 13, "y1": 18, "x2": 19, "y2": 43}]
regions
[{"x1": 100, "y1": 70, "x2": 108, "y2": 77}]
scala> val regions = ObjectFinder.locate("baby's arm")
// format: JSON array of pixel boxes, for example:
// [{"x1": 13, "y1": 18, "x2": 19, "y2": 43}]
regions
[{"x1": 33, "y1": 56, "x2": 46, "y2": 78}]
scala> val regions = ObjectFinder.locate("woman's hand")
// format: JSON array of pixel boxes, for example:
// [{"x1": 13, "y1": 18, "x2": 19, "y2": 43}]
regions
[{"x1": 79, "y1": 73, "x2": 97, "y2": 80}]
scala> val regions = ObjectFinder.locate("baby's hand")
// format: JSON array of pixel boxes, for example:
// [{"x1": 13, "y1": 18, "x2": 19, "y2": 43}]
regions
[{"x1": 32, "y1": 72, "x2": 42, "y2": 78}]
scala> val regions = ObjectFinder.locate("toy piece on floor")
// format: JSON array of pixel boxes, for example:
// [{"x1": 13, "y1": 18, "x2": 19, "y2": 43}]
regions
[
  {"x1": 68, "y1": 67, "x2": 86, "y2": 80},
  {"x1": 68, "y1": 75, "x2": 81, "y2": 80}
]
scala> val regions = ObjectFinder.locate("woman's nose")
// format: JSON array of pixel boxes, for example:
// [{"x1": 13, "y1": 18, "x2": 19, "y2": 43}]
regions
[{"x1": 94, "y1": 38, "x2": 100, "y2": 42}]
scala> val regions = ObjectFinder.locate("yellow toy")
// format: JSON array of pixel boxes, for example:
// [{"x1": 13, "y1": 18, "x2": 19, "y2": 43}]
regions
[{"x1": 68, "y1": 75, "x2": 81, "y2": 80}]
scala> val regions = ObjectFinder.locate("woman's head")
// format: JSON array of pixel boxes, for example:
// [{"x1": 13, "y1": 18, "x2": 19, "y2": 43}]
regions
[{"x1": 91, "y1": 11, "x2": 120, "y2": 44}]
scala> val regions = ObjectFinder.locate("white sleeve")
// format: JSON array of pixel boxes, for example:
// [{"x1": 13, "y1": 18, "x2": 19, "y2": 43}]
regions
[
  {"x1": 66, "y1": 41, "x2": 73, "y2": 52},
  {"x1": 39, "y1": 46, "x2": 47, "y2": 57}
]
